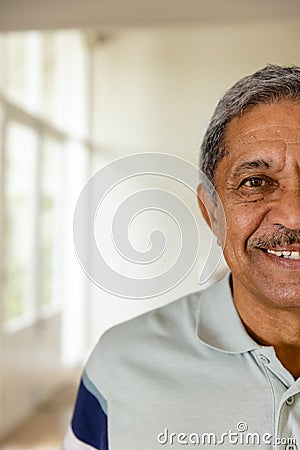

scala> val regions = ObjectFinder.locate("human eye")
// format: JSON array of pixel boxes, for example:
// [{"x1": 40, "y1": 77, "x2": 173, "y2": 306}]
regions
[
  {"x1": 240, "y1": 176, "x2": 268, "y2": 188},
  {"x1": 237, "y1": 175, "x2": 277, "y2": 200}
]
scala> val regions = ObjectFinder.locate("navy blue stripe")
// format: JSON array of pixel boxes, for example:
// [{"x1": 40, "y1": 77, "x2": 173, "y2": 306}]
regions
[
  {"x1": 82, "y1": 371, "x2": 107, "y2": 414},
  {"x1": 71, "y1": 379, "x2": 108, "y2": 450}
]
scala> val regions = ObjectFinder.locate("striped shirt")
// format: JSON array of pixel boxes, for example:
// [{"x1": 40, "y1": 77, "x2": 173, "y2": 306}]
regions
[{"x1": 63, "y1": 273, "x2": 300, "y2": 450}]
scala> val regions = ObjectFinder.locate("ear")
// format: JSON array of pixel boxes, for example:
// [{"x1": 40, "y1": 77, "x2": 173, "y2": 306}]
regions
[{"x1": 197, "y1": 183, "x2": 220, "y2": 241}]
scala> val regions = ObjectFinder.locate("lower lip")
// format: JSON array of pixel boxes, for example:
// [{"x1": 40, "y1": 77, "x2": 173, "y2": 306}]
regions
[{"x1": 260, "y1": 250, "x2": 300, "y2": 269}]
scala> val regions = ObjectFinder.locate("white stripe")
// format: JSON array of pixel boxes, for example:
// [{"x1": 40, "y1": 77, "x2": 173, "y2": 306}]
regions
[
  {"x1": 62, "y1": 426, "x2": 97, "y2": 450},
  {"x1": 82, "y1": 371, "x2": 107, "y2": 414}
]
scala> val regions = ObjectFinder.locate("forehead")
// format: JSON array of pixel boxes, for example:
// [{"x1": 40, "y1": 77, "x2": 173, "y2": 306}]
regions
[
  {"x1": 215, "y1": 101, "x2": 300, "y2": 178},
  {"x1": 224, "y1": 100, "x2": 300, "y2": 148}
]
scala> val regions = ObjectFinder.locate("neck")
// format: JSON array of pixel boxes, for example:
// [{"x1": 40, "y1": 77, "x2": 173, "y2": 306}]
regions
[{"x1": 231, "y1": 276, "x2": 300, "y2": 380}]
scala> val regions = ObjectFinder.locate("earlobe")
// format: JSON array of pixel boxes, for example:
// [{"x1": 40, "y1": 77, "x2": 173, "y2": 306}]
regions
[{"x1": 197, "y1": 184, "x2": 220, "y2": 239}]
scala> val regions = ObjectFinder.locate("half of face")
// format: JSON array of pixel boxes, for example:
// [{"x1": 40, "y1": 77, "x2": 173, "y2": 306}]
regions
[{"x1": 199, "y1": 100, "x2": 300, "y2": 308}]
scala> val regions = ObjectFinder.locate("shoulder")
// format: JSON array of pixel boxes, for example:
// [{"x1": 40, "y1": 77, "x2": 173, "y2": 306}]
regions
[
  {"x1": 85, "y1": 290, "x2": 202, "y2": 389},
  {"x1": 84, "y1": 276, "x2": 229, "y2": 397},
  {"x1": 112, "y1": 290, "x2": 201, "y2": 339},
  {"x1": 92, "y1": 289, "x2": 203, "y2": 355}
]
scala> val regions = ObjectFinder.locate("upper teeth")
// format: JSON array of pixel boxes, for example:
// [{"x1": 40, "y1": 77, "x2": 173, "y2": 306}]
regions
[{"x1": 267, "y1": 249, "x2": 300, "y2": 260}]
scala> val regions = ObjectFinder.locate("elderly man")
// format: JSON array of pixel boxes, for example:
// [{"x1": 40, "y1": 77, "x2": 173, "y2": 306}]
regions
[{"x1": 63, "y1": 65, "x2": 300, "y2": 450}]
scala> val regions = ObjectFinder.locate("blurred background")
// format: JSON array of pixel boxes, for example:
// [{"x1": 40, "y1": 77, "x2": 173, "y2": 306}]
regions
[{"x1": 0, "y1": 0, "x2": 300, "y2": 448}]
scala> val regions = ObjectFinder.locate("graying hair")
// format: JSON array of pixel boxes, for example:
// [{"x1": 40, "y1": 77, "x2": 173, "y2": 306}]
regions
[{"x1": 200, "y1": 64, "x2": 300, "y2": 201}]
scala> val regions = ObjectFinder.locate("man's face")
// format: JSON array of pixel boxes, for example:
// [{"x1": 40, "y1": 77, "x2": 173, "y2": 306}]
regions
[{"x1": 214, "y1": 100, "x2": 300, "y2": 308}]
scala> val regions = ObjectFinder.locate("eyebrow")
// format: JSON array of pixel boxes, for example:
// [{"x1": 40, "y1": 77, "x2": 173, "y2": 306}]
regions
[{"x1": 231, "y1": 159, "x2": 271, "y2": 179}]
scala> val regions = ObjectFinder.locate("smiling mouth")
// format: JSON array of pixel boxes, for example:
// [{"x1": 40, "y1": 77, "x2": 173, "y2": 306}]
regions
[{"x1": 264, "y1": 249, "x2": 300, "y2": 260}]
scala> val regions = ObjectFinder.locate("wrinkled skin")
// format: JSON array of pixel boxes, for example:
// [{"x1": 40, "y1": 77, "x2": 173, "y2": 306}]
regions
[{"x1": 216, "y1": 100, "x2": 300, "y2": 309}]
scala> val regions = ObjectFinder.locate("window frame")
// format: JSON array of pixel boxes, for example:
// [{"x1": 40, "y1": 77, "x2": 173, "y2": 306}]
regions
[
  {"x1": 0, "y1": 93, "x2": 92, "y2": 334},
  {"x1": 0, "y1": 29, "x2": 92, "y2": 337}
]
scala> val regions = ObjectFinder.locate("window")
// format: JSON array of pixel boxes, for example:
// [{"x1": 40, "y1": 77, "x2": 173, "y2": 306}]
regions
[
  {"x1": 0, "y1": 30, "x2": 90, "y2": 329},
  {"x1": 3, "y1": 121, "x2": 37, "y2": 323},
  {"x1": 39, "y1": 136, "x2": 64, "y2": 310},
  {"x1": 4, "y1": 32, "x2": 43, "y2": 115}
]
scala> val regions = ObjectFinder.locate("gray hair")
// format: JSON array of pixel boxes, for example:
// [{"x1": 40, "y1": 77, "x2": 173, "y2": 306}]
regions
[{"x1": 200, "y1": 64, "x2": 300, "y2": 201}]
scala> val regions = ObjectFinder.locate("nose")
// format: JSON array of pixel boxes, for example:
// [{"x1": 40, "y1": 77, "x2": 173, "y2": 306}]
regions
[{"x1": 268, "y1": 181, "x2": 300, "y2": 230}]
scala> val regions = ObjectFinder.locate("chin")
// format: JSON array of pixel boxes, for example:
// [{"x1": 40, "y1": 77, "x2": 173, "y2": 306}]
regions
[
  {"x1": 258, "y1": 283, "x2": 300, "y2": 309},
  {"x1": 231, "y1": 265, "x2": 300, "y2": 309}
]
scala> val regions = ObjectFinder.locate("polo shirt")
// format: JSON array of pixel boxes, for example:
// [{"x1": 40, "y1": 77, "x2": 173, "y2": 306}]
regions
[{"x1": 63, "y1": 273, "x2": 300, "y2": 450}]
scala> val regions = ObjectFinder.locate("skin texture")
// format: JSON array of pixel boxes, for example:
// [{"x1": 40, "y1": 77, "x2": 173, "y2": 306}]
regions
[{"x1": 198, "y1": 100, "x2": 300, "y2": 379}]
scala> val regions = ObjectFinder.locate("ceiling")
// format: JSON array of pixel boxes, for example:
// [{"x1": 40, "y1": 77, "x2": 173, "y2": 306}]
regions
[{"x1": 0, "y1": 0, "x2": 300, "y2": 31}]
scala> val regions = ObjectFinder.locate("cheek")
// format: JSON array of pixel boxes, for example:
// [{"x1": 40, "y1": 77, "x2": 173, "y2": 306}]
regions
[{"x1": 222, "y1": 203, "x2": 265, "y2": 250}]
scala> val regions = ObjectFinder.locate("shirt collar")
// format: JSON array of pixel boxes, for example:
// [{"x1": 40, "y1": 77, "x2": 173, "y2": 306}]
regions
[{"x1": 197, "y1": 272, "x2": 261, "y2": 354}]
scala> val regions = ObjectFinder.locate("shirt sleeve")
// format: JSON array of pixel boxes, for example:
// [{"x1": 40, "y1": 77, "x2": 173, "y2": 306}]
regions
[{"x1": 62, "y1": 370, "x2": 108, "y2": 450}]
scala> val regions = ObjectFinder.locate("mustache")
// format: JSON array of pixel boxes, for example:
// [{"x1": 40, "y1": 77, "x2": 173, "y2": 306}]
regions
[{"x1": 250, "y1": 227, "x2": 300, "y2": 249}]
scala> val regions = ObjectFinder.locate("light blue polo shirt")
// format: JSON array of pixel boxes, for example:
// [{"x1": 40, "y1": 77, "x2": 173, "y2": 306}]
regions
[{"x1": 63, "y1": 274, "x2": 300, "y2": 450}]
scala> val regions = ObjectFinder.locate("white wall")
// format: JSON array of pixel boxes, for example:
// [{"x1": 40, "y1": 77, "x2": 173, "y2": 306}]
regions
[
  {"x1": 89, "y1": 20, "x2": 300, "y2": 345},
  {"x1": 92, "y1": 21, "x2": 300, "y2": 160}
]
